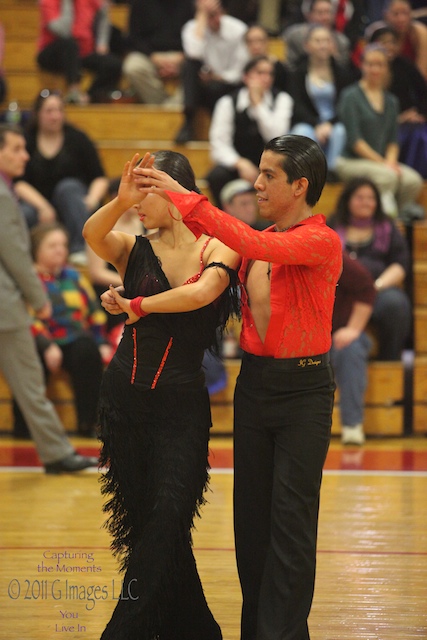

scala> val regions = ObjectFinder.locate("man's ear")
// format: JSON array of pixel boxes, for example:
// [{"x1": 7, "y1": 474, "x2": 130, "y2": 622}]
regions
[{"x1": 293, "y1": 177, "x2": 309, "y2": 197}]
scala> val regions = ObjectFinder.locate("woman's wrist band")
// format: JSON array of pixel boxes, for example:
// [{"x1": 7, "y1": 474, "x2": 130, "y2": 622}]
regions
[{"x1": 130, "y1": 296, "x2": 149, "y2": 317}]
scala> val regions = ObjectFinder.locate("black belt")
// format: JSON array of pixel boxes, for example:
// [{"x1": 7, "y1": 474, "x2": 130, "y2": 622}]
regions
[{"x1": 243, "y1": 352, "x2": 330, "y2": 371}]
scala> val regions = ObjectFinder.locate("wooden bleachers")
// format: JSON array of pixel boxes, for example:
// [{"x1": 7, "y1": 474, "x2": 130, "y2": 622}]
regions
[{"x1": 411, "y1": 221, "x2": 427, "y2": 434}]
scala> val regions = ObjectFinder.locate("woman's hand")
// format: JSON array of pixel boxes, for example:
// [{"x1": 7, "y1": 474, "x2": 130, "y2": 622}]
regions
[
  {"x1": 107, "y1": 285, "x2": 140, "y2": 325},
  {"x1": 133, "y1": 164, "x2": 190, "y2": 198},
  {"x1": 117, "y1": 153, "x2": 156, "y2": 210}
]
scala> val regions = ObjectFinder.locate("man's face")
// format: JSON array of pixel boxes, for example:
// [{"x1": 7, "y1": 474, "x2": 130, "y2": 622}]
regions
[
  {"x1": 0, "y1": 132, "x2": 29, "y2": 179},
  {"x1": 309, "y1": 1, "x2": 334, "y2": 27},
  {"x1": 254, "y1": 150, "x2": 295, "y2": 221}
]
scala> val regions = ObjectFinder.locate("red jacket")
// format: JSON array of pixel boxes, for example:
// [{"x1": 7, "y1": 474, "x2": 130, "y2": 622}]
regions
[{"x1": 38, "y1": 0, "x2": 103, "y2": 57}]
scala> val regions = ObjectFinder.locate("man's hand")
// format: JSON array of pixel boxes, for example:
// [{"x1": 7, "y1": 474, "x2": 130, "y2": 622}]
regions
[
  {"x1": 108, "y1": 285, "x2": 140, "y2": 325},
  {"x1": 100, "y1": 286, "x2": 125, "y2": 315},
  {"x1": 35, "y1": 301, "x2": 52, "y2": 320},
  {"x1": 332, "y1": 326, "x2": 360, "y2": 350}
]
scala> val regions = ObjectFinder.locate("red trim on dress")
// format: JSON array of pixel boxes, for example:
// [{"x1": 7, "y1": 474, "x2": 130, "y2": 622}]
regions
[
  {"x1": 151, "y1": 337, "x2": 174, "y2": 389},
  {"x1": 130, "y1": 328, "x2": 138, "y2": 384}
]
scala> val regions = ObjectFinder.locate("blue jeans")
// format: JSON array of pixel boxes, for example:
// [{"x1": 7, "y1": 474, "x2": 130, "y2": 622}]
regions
[
  {"x1": 291, "y1": 122, "x2": 346, "y2": 170},
  {"x1": 330, "y1": 332, "x2": 372, "y2": 426}
]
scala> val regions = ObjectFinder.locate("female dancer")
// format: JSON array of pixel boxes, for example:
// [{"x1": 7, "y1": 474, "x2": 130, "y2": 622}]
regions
[{"x1": 82, "y1": 150, "x2": 239, "y2": 640}]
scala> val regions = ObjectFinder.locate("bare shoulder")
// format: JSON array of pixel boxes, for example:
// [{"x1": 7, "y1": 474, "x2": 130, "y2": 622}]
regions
[{"x1": 202, "y1": 236, "x2": 241, "y2": 269}]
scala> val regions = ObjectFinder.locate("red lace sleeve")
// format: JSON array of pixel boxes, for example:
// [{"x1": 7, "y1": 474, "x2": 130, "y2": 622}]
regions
[{"x1": 166, "y1": 191, "x2": 340, "y2": 267}]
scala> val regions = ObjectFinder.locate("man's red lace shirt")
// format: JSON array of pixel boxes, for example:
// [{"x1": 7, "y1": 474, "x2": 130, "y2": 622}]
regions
[{"x1": 166, "y1": 192, "x2": 342, "y2": 358}]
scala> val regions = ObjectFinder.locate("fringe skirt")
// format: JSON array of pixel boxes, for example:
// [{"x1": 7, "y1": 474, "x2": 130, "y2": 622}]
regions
[{"x1": 98, "y1": 361, "x2": 222, "y2": 640}]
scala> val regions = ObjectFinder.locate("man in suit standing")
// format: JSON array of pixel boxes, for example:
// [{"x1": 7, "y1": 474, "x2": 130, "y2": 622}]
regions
[{"x1": 0, "y1": 123, "x2": 98, "y2": 473}]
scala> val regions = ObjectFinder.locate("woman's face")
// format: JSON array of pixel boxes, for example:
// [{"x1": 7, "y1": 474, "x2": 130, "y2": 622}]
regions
[
  {"x1": 136, "y1": 192, "x2": 169, "y2": 229},
  {"x1": 348, "y1": 185, "x2": 378, "y2": 220},
  {"x1": 244, "y1": 59, "x2": 274, "y2": 92},
  {"x1": 37, "y1": 95, "x2": 65, "y2": 134},
  {"x1": 305, "y1": 27, "x2": 334, "y2": 60},
  {"x1": 361, "y1": 49, "x2": 389, "y2": 86},
  {"x1": 35, "y1": 229, "x2": 69, "y2": 272},
  {"x1": 385, "y1": 1, "x2": 411, "y2": 35}
]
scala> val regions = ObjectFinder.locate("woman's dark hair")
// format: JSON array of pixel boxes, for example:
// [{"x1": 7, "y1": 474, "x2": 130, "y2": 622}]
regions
[
  {"x1": 263, "y1": 134, "x2": 327, "y2": 206},
  {"x1": 153, "y1": 150, "x2": 201, "y2": 193},
  {"x1": 30, "y1": 221, "x2": 69, "y2": 262},
  {"x1": 369, "y1": 26, "x2": 399, "y2": 44},
  {"x1": 333, "y1": 177, "x2": 386, "y2": 224},
  {"x1": 26, "y1": 89, "x2": 63, "y2": 134},
  {"x1": 243, "y1": 55, "x2": 271, "y2": 75}
]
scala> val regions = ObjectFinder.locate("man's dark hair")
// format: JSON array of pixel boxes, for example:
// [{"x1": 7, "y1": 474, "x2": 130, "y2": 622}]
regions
[
  {"x1": 243, "y1": 55, "x2": 271, "y2": 75},
  {"x1": 0, "y1": 123, "x2": 24, "y2": 148},
  {"x1": 264, "y1": 134, "x2": 327, "y2": 206}
]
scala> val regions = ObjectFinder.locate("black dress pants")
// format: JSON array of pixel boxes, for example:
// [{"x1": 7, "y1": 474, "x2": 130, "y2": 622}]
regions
[{"x1": 233, "y1": 352, "x2": 335, "y2": 640}]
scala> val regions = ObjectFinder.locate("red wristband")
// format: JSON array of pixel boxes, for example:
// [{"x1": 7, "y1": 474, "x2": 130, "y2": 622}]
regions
[{"x1": 129, "y1": 296, "x2": 149, "y2": 317}]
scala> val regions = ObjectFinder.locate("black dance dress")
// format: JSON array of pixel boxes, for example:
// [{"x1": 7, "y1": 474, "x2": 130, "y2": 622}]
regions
[{"x1": 98, "y1": 236, "x2": 238, "y2": 640}]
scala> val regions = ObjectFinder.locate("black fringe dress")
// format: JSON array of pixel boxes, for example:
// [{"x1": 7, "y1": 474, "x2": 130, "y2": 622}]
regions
[{"x1": 98, "y1": 236, "x2": 238, "y2": 640}]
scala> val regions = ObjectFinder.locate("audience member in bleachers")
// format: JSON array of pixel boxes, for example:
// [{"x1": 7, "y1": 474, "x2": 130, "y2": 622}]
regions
[
  {"x1": 244, "y1": 24, "x2": 289, "y2": 93},
  {"x1": 289, "y1": 24, "x2": 356, "y2": 181},
  {"x1": 365, "y1": 0, "x2": 427, "y2": 81},
  {"x1": 15, "y1": 90, "x2": 109, "y2": 263},
  {"x1": 174, "y1": 0, "x2": 249, "y2": 144},
  {"x1": 283, "y1": 0, "x2": 352, "y2": 71},
  {"x1": 301, "y1": 0, "x2": 369, "y2": 48},
  {"x1": 331, "y1": 251, "x2": 376, "y2": 445},
  {"x1": 336, "y1": 43, "x2": 423, "y2": 217},
  {"x1": 206, "y1": 55, "x2": 293, "y2": 205},
  {"x1": 220, "y1": 178, "x2": 269, "y2": 230},
  {"x1": 13, "y1": 222, "x2": 111, "y2": 438},
  {"x1": 0, "y1": 22, "x2": 6, "y2": 105},
  {"x1": 36, "y1": 0, "x2": 123, "y2": 104},
  {"x1": 0, "y1": 123, "x2": 97, "y2": 472},
  {"x1": 328, "y1": 177, "x2": 411, "y2": 361},
  {"x1": 369, "y1": 25, "x2": 427, "y2": 179},
  {"x1": 121, "y1": 0, "x2": 194, "y2": 104}
]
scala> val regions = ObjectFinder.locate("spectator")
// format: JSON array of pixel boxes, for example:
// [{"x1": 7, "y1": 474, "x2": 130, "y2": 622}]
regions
[
  {"x1": 206, "y1": 55, "x2": 293, "y2": 205},
  {"x1": 0, "y1": 22, "x2": 6, "y2": 105},
  {"x1": 369, "y1": 26, "x2": 427, "y2": 179},
  {"x1": 365, "y1": 0, "x2": 427, "y2": 81},
  {"x1": 174, "y1": 0, "x2": 249, "y2": 144},
  {"x1": 289, "y1": 24, "x2": 355, "y2": 180},
  {"x1": 0, "y1": 123, "x2": 98, "y2": 472},
  {"x1": 220, "y1": 178, "x2": 270, "y2": 229},
  {"x1": 36, "y1": 0, "x2": 123, "y2": 104},
  {"x1": 15, "y1": 90, "x2": 109, "y2": 263},
  {"x1": 283, "y1": 0, "x2": 352, "y2": 71},
  {"x1": 328, "y1": 176, "x2": 412, "y2": 361},
  {"x1": 13, "y1": 222, "x2": 111, "y2": 438},
  {"x1": 244, "y1": 24, "x2": 289, "y2": 93},
  {"x1": 336, "y1": 43, "x2": 423, "y2": 217},
  {"x1": 121, "y1": 0, "x2": 194, "y2": 104},
  {"x1": 331, "y1": 251, "x2": 377, "y2": 446}
]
